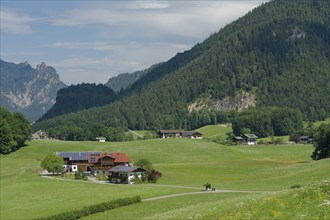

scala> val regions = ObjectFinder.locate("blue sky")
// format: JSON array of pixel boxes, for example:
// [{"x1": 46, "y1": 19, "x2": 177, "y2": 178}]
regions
[{"x1": 1, "y1": 1, "x2": 266, "y2": 85}]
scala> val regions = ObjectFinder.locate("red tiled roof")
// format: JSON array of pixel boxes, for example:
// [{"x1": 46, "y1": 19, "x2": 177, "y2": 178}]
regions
[{"x1": 109, "y1": 152, "x2": 131, "y2": 163}]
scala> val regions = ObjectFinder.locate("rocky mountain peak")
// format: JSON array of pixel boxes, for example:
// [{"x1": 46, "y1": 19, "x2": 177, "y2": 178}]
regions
[
  {"x1": 36, "y1": 62, "x2": 47, "y2": 72},
  {"x1": 21, "y1": 61, "x2": 31, "y2": 67},
  {"x1": 0, "y1": 60, "x2": 67, "y2": 122},
  {"x1": 35, "y1": 62, "x2": 58, "y2": 78}
]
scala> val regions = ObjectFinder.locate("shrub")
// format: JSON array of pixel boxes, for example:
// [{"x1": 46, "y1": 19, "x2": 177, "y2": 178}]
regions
[
  {"x1": 38, "y1": 196, "x2": 141, "y2": 220},
  {"x1": 290, "y1": 184, "x2": 302, "y2": 189},
  {"x1": 274, "y1": 138, "x2": 284, "y2": 145}
]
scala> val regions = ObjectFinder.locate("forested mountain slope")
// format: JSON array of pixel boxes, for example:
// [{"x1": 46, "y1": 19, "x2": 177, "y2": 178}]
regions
[
  {"x1": 38, "y1": 83, "x2": 116, "y2": 121},
  {"x1": 34, "y1": 0, "x2": 330, "y2": 133}
]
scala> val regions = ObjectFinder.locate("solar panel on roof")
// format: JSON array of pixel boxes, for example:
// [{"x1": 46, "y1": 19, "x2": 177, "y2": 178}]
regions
[{"x1": 56, "y1": 152, "x2": 93, "y2": 161}]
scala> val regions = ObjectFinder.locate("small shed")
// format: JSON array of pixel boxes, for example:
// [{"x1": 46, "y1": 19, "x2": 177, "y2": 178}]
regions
[
  {"x1": 233, "y1": 136, "x2": 244, "y2": 144},
  {"x1": 299, "y1": 136, "x2": 314, "y2": 144},
  {"x1": 96, "y1": 137, "x2": 106, "y2": 142}
]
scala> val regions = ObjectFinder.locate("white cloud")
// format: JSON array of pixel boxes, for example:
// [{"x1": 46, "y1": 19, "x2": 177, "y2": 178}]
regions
[
  {"x1": 47, "y1": 40, "x2": 192, "y2": 84},
  {"x1": 0, "y1": 8, "x2": 35, "y2": 34},
  {"x1": 52, "y1": 41, "x2": 116, "y2": 51},
  {"x1": 51, "y1": 1, "x2": 262, "y2": 40},
  {"x1": 125, "y1": 1, "x2": 171, "y2": 9}
]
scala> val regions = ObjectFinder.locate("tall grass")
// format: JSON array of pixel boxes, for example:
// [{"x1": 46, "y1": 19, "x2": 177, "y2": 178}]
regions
[{"x1": 220, "y1": 180, "x2": 330, "y2": 220}]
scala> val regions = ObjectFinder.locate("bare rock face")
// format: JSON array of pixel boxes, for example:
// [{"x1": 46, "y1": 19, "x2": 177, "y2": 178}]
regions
[
  {"x1": 0, "y1": 60, "x2": 67, "y2": 122},
  {"x1": 188, "y1": 91, "x2": 257, "y2": 112}
]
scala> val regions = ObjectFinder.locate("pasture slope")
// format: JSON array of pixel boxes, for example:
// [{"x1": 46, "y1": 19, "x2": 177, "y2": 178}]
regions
[{"x1": 0, "y1": 138, "x2": 329, "y2": 219}]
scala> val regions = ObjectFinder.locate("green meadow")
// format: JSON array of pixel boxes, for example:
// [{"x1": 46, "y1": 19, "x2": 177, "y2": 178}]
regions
[
  {"x1": 196, "y1": 124, "x2": 232, "y2": 139},
  {"x1": 1, "y1": 138, "x2": 329, "y2": 219}
]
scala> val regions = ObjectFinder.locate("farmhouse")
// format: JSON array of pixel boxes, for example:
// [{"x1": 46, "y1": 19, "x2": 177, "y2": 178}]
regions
[
  {"x1": 242, "y1": 134, "x2": 258, "y2": 145},
  {"x1": 32, "y1": 130, "x2": 48, "y2": 140},
  {"x1": 109, "y1": 165, "x2": 146, "y2": 184},
  {"x1": 298, "y1": 136, "x2": 314, "y2": 144},
  {"x1": 55, "y1": 151, "x2": 131, "y2": 173},
  {"x1": 158, "y1": 130, "x2": 202, "y2": 139}
]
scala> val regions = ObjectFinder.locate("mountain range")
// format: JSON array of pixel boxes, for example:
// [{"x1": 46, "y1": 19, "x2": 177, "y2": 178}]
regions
[{"x1": 0, "y1": 60, "x2": 67, "y2": 122}]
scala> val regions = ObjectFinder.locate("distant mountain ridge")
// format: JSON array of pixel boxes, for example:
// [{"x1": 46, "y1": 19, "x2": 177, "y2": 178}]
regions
[
  {"x1": 0, "y1": 60, "x2": 67, "y2": 121},
  {"x1": 33, "y1": 0, "x2": 330, "y2": 132},
  {"x1": 105, "y1": 63, "x2": 162, "y2": 93},
  {"x1": 105, "y1": 71, "x2": 143, "y2": 93}
]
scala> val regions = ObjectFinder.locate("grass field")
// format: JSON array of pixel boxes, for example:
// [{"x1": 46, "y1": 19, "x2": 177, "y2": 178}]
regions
[
  {"x1": 1, "y1": 138, "x2": 329, "y2": 219},
  {"x1": 196, "y1": 124, "x2": 232, "y2": 139}
]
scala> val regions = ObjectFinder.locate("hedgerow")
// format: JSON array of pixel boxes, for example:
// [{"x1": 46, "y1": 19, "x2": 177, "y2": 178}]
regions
[{"x1": 37, "y1": 196, "x2": 141, "y2": 220}]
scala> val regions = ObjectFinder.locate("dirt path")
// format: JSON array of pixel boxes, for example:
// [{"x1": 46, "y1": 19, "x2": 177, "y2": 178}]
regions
[
  {"x1": 129, "y1": 130, "x2": 144, "y2": 138},
  {"x1": 144, "y1": 190, "x2": 248, "y2": 201}
]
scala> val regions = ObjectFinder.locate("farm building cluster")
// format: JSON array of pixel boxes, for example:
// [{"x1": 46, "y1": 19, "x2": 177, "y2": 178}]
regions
[
  {"x1": 233, "y1": 134, "x2": 259, "y2": 145},
  {"x1": 158, "y1": 130, "x2": 203, "y2": 139},
  {"x1": 55, "y1": 151, "x2": 146, "y2": 184}
]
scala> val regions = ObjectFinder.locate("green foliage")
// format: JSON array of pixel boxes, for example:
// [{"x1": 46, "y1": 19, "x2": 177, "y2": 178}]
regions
[
  {"x1": 311, "y1": 123, "x2": 330, "y2": 160},
  {"x1": 41, "y1": 154, "x2": 64, "y2": 175},
  {"x1": 0, "y1": 107, "x2": 31, "y2": 154},
  {"x1": 220, "y1": 181, "x2": 330, "y2": 220},
  {"x1": 131, "y1": 173, "x2": 144, "y2": 184},
  {"x1": 74, "y1": 165, "x2": 87, "y2": 180},
  {"x1": 232, "y1": 107, "x2": 303, "y2": 138},
  {"x1": 134, "y1": 159, "x2": 162, "y2": 183},
  {"x1": 274, "y1": 137, "x2": 284, "y2": 145},
  {"x1": 134, "y1": 158, "x2": 154, "y2": 171},
  {"x1": 38, "y1": 83, "x2": 116, "y2": 121},
  {"x1": 96, "y1": 171, "x2": 108, "y2": 181},
  {"x1": 39, "y1": 196, "x2": 141, "y2": 220}
]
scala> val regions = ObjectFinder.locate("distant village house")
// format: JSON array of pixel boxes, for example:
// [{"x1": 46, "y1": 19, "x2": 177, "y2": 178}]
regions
[
  {"x1": 234, "y1": 134, "x2": 258, "y2": 145},
  {"x1": 242, "y1": 134, "x2": 258, "y2": 145},
  {"x1": 158, "y1": 130, "x2": 202, "y2": 139},
  {"x1": 95, "y1": 137, "x2": 106, "y2": 142},
  {"x1": 298, "y1": 136, "x2": 314, "y2": 144},
  {"x1": 32, "y1": 130, "x2": 48, "y2": 140}
]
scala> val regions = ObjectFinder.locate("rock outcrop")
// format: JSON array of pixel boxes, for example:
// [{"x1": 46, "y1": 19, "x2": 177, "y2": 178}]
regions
[
  {"x1": 0, "y1": 60, "x2": 67, "y2": 122},
  {"x1": 188, "y1": 91, "x2": 257, "y2": 113}
]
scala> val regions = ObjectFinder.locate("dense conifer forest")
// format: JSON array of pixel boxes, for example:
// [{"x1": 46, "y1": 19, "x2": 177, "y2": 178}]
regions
[
  {"x1": 34, "y1": 0, "x2": 330, "y2": 136},
  {"x1": 38, "y1": 83, "x2": 116, "y2": 121}
]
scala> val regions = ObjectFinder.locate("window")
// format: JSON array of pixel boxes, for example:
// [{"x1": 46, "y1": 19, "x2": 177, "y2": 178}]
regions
[{"x1": 90, "y1": 158, "x2": 96, "y2": 163}]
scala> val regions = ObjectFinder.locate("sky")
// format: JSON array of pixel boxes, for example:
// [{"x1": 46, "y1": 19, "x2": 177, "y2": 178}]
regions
[{"x1": 1, "y1": 0, "x2": 266, "y2": 85}]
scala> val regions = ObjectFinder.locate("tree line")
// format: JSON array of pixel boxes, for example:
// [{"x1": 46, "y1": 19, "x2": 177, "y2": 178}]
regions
[
  {"x1": 0, "y1": 107, "x2": 31, "y2": 154},
  {"x1": 232, "y1": 106, "x2": 303, "y2": 138}
]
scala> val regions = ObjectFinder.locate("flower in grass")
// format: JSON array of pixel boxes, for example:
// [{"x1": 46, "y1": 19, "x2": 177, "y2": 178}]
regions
[{"x1": 271, "y1": 210, "x2": 282, "y2": 218}]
